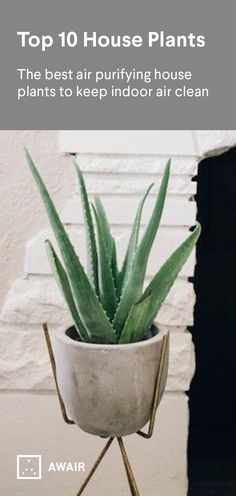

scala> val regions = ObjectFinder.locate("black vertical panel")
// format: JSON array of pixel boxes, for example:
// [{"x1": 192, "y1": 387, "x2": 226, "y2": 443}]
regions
[{"x1": 188, "y1": 148, "x2": 236, "y2": 496}]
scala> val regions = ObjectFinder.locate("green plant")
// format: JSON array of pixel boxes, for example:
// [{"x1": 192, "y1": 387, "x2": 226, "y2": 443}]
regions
[{"x1": 26, "y1": 149, "x2": 201, "y2": 344}]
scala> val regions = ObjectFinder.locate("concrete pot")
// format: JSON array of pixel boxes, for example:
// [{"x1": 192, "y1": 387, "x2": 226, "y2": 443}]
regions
[{"x1": 53, "y1": 326, "x2": 169, "y2": 437}]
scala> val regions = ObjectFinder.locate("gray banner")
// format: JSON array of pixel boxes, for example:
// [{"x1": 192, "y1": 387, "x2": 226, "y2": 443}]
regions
[{"x1": 0, "y1": 0, "x2": 235, "y2": 129}]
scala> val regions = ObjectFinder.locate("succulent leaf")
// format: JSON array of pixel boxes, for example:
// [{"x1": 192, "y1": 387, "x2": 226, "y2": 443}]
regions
[
  {"x1": 93, "y1": 197, "x2": 119, "y2": 295},
  {"x1": 119, "y1": 290, "x2": 152, "y2": 344},
  {"x1": 113, "y1": 160, "x2": 171, "y2": 336},
  {"x1": 92, "y1": 204, "x2": 118, "y2": 321},
  {"x1": 73, "y1": 161, "x2": 99, "y2": 294},
  {"x1": 45, "y1": 240, "x2": 90, "y2": 342},
  {"x1": 26, "y1": 149, "x2": 117, "y2": 344},
  {"x1": 94, "y1": 196, "x2": 113, "y2": 261},
  {"x1": 111, "y1": 237, "x2": 119, "y2": 293},
  {"x1": 121, "y1": 223, "x2": 201, "y2": 342},
  {"x1": 117, "y1": 183, "x2": 154, "y2": 298}
]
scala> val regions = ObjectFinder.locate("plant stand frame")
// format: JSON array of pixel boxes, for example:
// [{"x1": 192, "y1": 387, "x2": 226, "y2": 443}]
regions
[{"x1": 43, "y1": 323, "x2": 169, "y2": 496}]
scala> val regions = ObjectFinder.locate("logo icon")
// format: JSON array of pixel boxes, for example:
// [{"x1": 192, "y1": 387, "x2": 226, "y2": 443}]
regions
[{"x1": 17, "y1": 455, "x2": 42, "y2": 479}]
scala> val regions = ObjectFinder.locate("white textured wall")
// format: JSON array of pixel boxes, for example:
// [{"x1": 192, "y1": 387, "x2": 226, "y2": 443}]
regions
[
  {"x1": 1, "y1": 130, "x2": 236, "y2": 496},
  {"x1": 0, "y1": 147, "x2": 198, "y2": 391},
  {"x1": 0, "y1": 131, "x2": 74, "y2": 306}
]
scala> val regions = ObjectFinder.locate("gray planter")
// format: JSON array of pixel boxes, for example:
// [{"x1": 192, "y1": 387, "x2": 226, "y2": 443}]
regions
[{"x1": 53, "y1": 326, "x2": 169, "y2": 437}]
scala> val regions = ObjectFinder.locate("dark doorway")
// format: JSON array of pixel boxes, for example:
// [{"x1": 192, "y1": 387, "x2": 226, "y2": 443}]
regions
[{"x1": 188, "y1": 148, "x2": 236, "y2": 496}]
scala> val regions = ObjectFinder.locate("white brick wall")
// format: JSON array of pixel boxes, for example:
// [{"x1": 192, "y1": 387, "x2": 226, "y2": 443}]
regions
[
  {"x1": 2, "y1": 130, "x2": 236, "y2": 391},
  {"x1": 1, "y1": 130, "x2": 236, "y2": 496}
]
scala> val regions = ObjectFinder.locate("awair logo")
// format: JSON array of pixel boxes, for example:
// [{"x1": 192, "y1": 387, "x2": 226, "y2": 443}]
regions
[
  {"x1": 17, "y1": 455, "x2": 85, "y2": 480},
  {"x1": 17, "y1": 455, "x2": 42, "y2": 479},
  {"x1": 48, "y1": 461, "x2": 85, "y2": 472}
]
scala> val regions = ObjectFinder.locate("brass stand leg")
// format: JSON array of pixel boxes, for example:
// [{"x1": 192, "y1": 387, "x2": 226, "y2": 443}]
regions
[
  {"x1": 43, "y1": 323, "x2": 75, "y2": 425},
  {"x1": 117, "y1": 438, "x2": 140, "y2": 496},
  {"x1": 137, "y1": 332, "x2": 169, "y2": 439},
  {"x1": 75, "y1": 438, "x2": 114, "y2": 495}
]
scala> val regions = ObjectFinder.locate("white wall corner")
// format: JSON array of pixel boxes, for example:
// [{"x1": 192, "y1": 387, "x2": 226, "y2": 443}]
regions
[{"x1": 194, "y1": 130, "x2": 236, "y2": 158}]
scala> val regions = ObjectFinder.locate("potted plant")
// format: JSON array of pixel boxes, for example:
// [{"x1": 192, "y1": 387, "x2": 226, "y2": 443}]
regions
[{"x1": 26, "y1": 150, "x2": 200, "y2": 438}]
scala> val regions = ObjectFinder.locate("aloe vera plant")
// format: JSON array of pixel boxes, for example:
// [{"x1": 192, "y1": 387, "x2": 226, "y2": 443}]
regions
[{"x1": 26, "y1": 149, "x2": 201, "y2": 344}]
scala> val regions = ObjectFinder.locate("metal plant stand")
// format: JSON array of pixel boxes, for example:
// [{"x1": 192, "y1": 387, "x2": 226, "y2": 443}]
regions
[{"x1": 43, "y1": 323, "x2": 169, "y2": 496}]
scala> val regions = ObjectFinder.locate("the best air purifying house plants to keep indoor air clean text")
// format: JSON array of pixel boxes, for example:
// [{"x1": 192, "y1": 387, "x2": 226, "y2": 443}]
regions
[{"x1": 26, "y1": 150, "x2": 200, "y2": 437}]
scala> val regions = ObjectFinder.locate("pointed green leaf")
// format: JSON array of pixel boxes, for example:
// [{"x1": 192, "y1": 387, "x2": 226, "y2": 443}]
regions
[
  {"x1": 117, "y1": 183, "x2": 154, "y2": 298},
  {"x1": 111, "y1": 237, "x2": 119, "y2": 293},
  {"x1": 121, "y1": 223, "x2": 201, "y2": 343},
  {"x1": 119, "y1": 290, "x2": 152, "y2": 344},
  {"x1": 113, "y1": 160, "x2": 171, "y2": 336},
  {"x1": 92, "y1": 205, "x2": 118, "y2": 320},
  {"x1": 74, "y1": 160, "x2": 99, "y2": 294},
  {"x1": 94, "y1": 196, "x2": 113, "y2": 261},
  {"x1": 26, "y1": 149, "x2": 117, "y2": 344},
  {"x1": 45, "y1": 240, "x2": 90, "y2": 342},
  {"x1": 93, "y1": 197, "x2": 119, "y2": 295}
]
